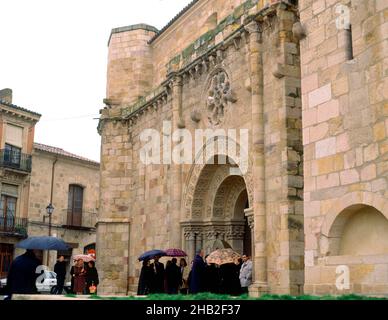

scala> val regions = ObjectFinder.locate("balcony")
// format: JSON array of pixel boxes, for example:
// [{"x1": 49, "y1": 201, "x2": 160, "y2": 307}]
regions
[
  {"x1": 0, "y1": 149, "x2": 32, "y2": 173},
  {"x1": 60, "y1": 209, "x2": 97, "y2": 231},
  {"x1": 0, "y1": 216, "x2": 28, "y2": 237}
]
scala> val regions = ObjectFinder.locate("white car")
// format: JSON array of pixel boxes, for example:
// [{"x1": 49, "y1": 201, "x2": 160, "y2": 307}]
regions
[
  {"x1": 36, "y1": 271, "x2": 57, "y2": 292},
  {"x1": 0, "y1": 270, "x2": 57, "y2": 293}
]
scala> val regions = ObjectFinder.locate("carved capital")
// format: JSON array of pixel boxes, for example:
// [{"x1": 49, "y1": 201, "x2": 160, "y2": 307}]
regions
[
  {"x1": 245, "y1": 21, "x2": 260, "y2": 34},
  {"x1": 244, "y1": 207, "x2": 254, "y2": 229},
  {"x1": 184, "y1": 232, "x2": 195, "y2": 241},
  {"x1": 172, "y1": 75, "x2": 183, "y2": 87}
]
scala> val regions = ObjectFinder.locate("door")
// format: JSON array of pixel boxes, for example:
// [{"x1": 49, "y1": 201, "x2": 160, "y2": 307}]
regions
[{"x1": 67, "y1": 185, "x2": 83, "y2": 226}]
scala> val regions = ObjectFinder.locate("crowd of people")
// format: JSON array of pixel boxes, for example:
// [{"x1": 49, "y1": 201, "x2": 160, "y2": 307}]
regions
[
  {"x1": 137, "y1": 249, "x2": 253, "y2": 296},
  {"x1": 3, "y1": 248, "x2": 252, "y2": 298}
]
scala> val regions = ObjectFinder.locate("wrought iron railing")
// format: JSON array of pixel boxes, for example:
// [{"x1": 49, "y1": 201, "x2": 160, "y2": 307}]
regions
[
  {"x1": 62, "y1": 209, "x2": 97, "y2": 229},
  {"x1": 0, "y1": 216, "x2": 28, "y2": 237},
  {"x1": 0, "y1": 149, "x2": 32, "y2": 172}
]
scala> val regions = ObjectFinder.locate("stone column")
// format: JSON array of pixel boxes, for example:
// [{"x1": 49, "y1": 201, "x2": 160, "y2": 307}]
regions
[
  {"x1": 195, "y1": 231, "x2": 203, "y2": 253},
  {"x1": 245, "y1": 21, "x2": 268, "y2": 296},
  {"x1": 170, "y1": 75, "x2": 183, "y2": 248},
  {"x1": 185, "y1": 230, "x2": 196, "y2": 261},
  {"x1": 245, "y1": 207, "x2": 255, "y2": 278}
]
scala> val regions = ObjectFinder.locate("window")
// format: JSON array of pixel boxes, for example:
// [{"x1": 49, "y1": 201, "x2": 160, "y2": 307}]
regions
[
  {"x1": 5, "y1": 124, "x2": 23, "y2": 148},
  {"x1": 0, "y1": 194, "x2": 17, "y2": 231},
  {"x1": 0, "y1": 244, "x2": 13, "y2": 278},
  {"x1": 4, "y1": 144, "x2": 21, "y2": 167},
  {"x1": 67, "y1": 185, "x2": 83, "y2": 226}
]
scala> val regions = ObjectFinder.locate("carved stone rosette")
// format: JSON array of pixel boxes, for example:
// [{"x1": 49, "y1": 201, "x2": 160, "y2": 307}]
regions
[{"x1": 206, "y1": 70, "x2": 236, "y2": 126}]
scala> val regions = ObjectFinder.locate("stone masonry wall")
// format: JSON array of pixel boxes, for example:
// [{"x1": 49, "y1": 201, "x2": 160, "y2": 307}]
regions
[{"x1": 300, "y1": 0, "x2": 388, "y2": 295}]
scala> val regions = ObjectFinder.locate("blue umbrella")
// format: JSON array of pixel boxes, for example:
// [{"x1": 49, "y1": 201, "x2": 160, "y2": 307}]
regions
[
  {"x1": 16, "y1": 236, "x2": 70, "y2": 251},
  {"x1": 138, "y1": 249, "x2": 166, "y2": 261}
]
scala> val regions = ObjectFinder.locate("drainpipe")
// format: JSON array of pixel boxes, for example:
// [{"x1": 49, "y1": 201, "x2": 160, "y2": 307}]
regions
[{"x1": 46, "y1": 157, "x2": 58, "y2": 267}]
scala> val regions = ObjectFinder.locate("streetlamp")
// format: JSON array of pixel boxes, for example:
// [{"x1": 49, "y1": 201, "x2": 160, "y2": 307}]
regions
[
  {"x1": 46, "y1": 203, "x2": 54, "y2": 266},
  {"x1": 46, "y1": 203, "x2": 54, "y2": 236}
]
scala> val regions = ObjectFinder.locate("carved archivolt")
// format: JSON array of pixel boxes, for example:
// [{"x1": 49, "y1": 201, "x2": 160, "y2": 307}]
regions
[
  {"x1": 205, "y1": 69, "x2": 236, "y2": 126},
  {"x1": 182, "y1": 137, "x2": 254, "y2": 221}
]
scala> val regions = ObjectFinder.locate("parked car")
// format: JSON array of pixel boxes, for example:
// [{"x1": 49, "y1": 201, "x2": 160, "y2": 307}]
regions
[
  {"x1": 0, "y1": 270, "x2": 57, "y2": 294},
  {"x1": 0, "y1": 277, "x2": 7, "y2": 294}
]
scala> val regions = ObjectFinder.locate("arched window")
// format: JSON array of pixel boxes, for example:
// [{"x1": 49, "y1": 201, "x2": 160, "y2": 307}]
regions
[{"x1": 67, "y1": 184, "x2": 84, "y2": 227}]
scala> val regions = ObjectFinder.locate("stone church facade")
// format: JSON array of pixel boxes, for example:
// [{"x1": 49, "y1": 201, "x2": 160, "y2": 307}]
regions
[{"x1": 97, "y1": 0, "x2": 388, "y2": 296}]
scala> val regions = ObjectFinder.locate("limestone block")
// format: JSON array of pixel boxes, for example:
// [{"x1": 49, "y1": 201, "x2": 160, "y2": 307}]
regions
[
  {"x1": 308, "y1": 84, "x2": 332, "y2": 108},
  {"x1": 340, "y1": 168, "x2": 360, "y2": 185},
  {"x1": 317, "y1": 172, "x2": 340, "y2": 189},
  {"x1": 360, "y1": 163, "x2": 377, "y2": 181},
  {"x1": 315, "y1": 137, "x2": 336, "y2": 158},
  {"x1": 364, "y1": 143, "x2": 379, "y2": 162},
  {"x1": 317, "y1": 100, "x2": 339, "y2": 124}
]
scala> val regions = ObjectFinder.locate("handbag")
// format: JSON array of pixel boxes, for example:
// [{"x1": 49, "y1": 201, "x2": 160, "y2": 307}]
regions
[{"x1": 89, "y1": 282, "x2": 97, "y2": 294}]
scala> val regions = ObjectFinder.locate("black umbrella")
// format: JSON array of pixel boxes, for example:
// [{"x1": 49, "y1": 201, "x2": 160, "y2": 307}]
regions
[
  {"x1": 16, "y1": 236, "x2": 70, "y2": 251},
  {"x1": 138, "y1": 249, "x2": 166, "y2": 261}
]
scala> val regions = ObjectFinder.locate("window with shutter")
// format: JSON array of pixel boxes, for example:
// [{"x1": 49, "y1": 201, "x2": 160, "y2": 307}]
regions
[
  {"x1": 5, "y1": 124, "x2": 23, "y2": 148},
  {"x1": 67, "y1": 185, "x2": 83, "y2": 227}
]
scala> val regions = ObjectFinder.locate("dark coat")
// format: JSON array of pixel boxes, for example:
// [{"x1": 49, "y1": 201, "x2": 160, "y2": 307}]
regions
[
  {"x1": 220, "y1": 263, "x2": 241, "y2": 296},
  {"x1": 189, "y1": 255, "x2": 206, "y2": 294},
  {"x1": 6, "y1": 251, "x2": 40, "y2": 295},
  {"x1": 165, "y1": 263, "x2": 182, "y2": 293},
  {"x1": 86, "y1": 267, "x2": 99, "y2": 287},
  {"x1": 137, "y1": 264, "x2": 153, "y2": 295},
  {"x1": 203, "y1": 264, "x2": 221, "y2": 293},
  {"x1": 150, "y1": 261, "x2": 165, "y2": 293},
  {"x1": 54, "y1": 261, "x2": 66, "y2": 284}
]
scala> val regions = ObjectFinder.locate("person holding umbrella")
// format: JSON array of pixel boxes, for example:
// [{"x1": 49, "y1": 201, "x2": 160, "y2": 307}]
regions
[
  {"x1": 4, "y1": 236, "x2": 70, "y2": 299},
  {"x1": 137, "y1": 260, "x2": 153, "y2": 295},
  {"x1": 150, "y1": 255, "x2": 165, "y2": 293},
  {"x1": 165, "y1": 258, "x2": 181, "y2": 294},
  {"x1": 206, "y1": 248, "x2": 242, "y2": 296},
  {"x1": 4, "y1": 249, "x2": 40, "y2": 299},
  {"x1": 138, "y1": 250, "x2": 166, "y2": 294},
  {"x1": 73, "y1": 259, "x2": 87, "y2": 294}
]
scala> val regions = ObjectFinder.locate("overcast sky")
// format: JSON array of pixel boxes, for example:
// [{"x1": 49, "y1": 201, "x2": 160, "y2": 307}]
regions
[{"x1": 0, "y1": 0, "x2": 192, "y2": 162}]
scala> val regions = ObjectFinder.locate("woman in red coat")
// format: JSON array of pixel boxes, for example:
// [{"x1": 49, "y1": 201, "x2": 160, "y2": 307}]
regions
[{"x1": 73, "y1": 259, "x2": 86, "y2": 294}]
